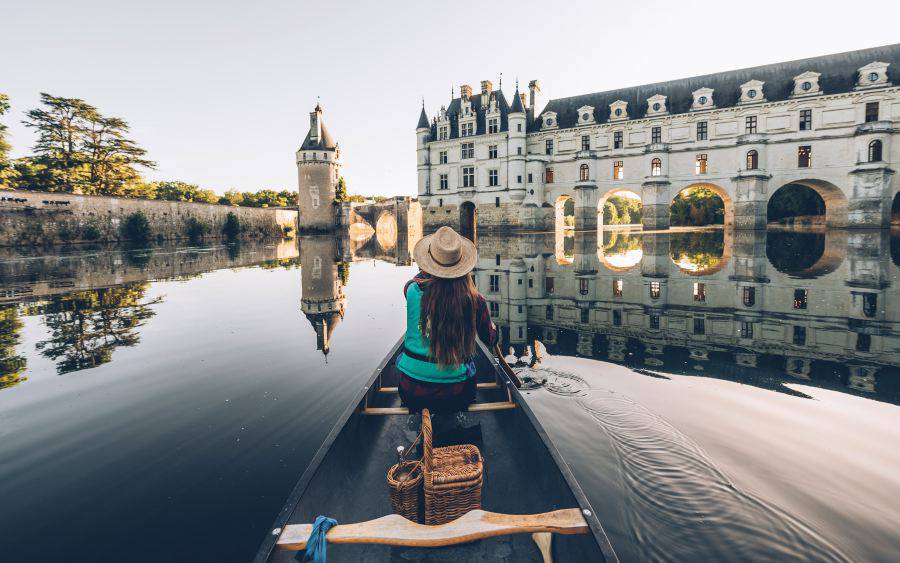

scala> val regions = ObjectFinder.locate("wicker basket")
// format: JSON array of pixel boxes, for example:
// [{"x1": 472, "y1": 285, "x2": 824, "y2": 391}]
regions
[
  {"x1": 387, "y1": 459, "x2": 423, "y2": 522},
  {"x1": 422, "y1": 408, "x2": 483, "y2": 525}
]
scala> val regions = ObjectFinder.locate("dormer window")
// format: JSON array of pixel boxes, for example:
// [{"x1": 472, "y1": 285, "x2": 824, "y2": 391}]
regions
[
  {"x1": 438, "y1": 126, "x2": 448, "y2": 140},
  {"x1": 577, "y1": 105, "x2": 595, "y2": 125},
  {"x1": 646, "y1": 94, "x2": 667, "y2": 116},
  {"x1": 856, "y1": 62, "x2": 891, "y2": 89},
  {"x1": 739, "y1": 80, "x2": 765, "y2": 104},
  {"x1": 691, "y1": 88, "x2": 715, "y2": 111},
  {"x1": 460, "y1": 122, "x2": 474, "y2": 137},
  {"x1": 609, "y1": 100, "x2": 628, "y2": 122},
  {"x1": 488, "y1": 118, "x2": 499, "y2": 134},
  {"x1": 792, "y1": 71, "x2": 822, "y2": 97},
  {"x1": 541, "y1": 111, "x2": 558, "y2": 130}
]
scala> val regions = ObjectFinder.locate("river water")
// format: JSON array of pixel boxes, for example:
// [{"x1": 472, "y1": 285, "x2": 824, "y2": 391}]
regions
[{"x1": 0, "y1": 228, "x2": 898, "y2": 562}]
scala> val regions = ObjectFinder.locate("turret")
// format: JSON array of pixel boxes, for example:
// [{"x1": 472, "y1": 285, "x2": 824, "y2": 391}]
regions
[
  {"x1": 508, "y1": 84, "x2": 527, "y2": 204},
  {"x1": 297, "y1": 102, "x2": 341, "y2": 231},
  {"x1": 416, "y1": 103, "x2": 432, "y2": 202}
]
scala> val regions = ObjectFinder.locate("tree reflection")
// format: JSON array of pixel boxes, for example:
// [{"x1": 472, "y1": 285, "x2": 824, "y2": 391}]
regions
[
  {"x1": 34, "y1": 283, "x2": 161, "y2": 374},
  {"x1": 0, "y1": 305, "x2": 28, "y2": 390},
  {"x1": 670, "y1": 232, "x2": 725, "y2": 273}
]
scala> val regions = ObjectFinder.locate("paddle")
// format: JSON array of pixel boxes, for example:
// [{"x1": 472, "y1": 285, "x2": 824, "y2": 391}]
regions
[{"x1": 494, "y1": 344, "x2": 523, "y2": 389}]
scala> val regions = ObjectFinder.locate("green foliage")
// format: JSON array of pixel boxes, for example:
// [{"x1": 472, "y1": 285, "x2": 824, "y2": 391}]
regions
[
  {"x1": 334, "y1": 176, "x2": 348, "y2": 203},
  {"x1": 223, "y1": 212, "x2": 241, "y2": 240},
  {"x1": 185, "y1": 217, "x2": 211, "y2": 243},
  {"x1": 0, "y1": 305, "x2": 28, "y2": 390},
  {"x1": 767, "y1": 184, "x2": 825, "y2": 222},
  {"x1": 337, "y1": 261, "x2": 350, "y2": 285},
  {"x1": 347, "y1": 194, "x2": 366, "y2": 203},
  {"x1": 154, "y1": 181, "x2": 216, "y2": 203},
  {"x1": 81, "y1": 223, "x2": 102, "y2": 241},
  {"x1": 670, "y1": 232, "x2": 726, "y2": 271},
  {"x1": 602, "y1": 195, "x2": 643, "y2": 225},
  {"x1": 670, "y1": 187, "x2": 725, "y2": 226},
  {"x1": 220, "y1": 190, "x2": 245, "y2": 206},
  {"x1": 0, "y1": 93, "x2": 14, "y2": 189},
  {"x1": 120, "y1": 211, "x2": 152, "y2": 244},
  {"x1": 282, "y1": 225, "x2": 294, "y2": 237},
  {"x1": 21, "y1": 93, "x2": 154, "y2": 195}
]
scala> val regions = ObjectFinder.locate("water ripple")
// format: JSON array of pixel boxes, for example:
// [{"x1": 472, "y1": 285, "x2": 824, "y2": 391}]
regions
[{"x1": 542, "y1": 371, "x2": 850, "y2": 562}]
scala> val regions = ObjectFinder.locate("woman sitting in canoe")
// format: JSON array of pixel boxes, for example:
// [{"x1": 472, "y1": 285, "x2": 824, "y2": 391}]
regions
[{"x1": 397, "y1": 226, "x2": 497, "y2": 414}]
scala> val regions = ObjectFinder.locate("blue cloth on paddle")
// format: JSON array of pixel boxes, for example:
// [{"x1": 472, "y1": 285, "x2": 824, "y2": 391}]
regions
[{"x1": 298, "y1": 515, "x2": 338, "y2": 563}]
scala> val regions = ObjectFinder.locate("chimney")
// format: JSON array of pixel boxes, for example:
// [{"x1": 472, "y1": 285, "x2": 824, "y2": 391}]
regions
[
  {"x1": 459, "y1": 84, "x2": 472, "y2": 100},
  {"x1": 528, "y1": 80, "x2": 541, "y2": 121},
  {"x1": 309, "y1": 105, "x2": 322, "y2": 142},
  {"x1": 480, "y1": 80, "x2": 493, "y2": 108}
]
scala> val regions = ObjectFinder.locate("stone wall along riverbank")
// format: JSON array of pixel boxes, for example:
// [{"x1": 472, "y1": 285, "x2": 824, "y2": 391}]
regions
[{"x1": 0, "y1": 190, "x2": 299, "y2": 246}]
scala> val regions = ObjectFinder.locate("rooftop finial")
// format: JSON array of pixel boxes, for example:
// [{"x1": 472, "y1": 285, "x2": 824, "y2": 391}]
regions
[
  {"x1": 315, "y1": 95, "x2": 322, "y2": 111},
  {"x1": 499, "y1": 72, "x2": 502, "y2": 91},
  {"x1": 516, "y1": 77, "x2": 519, "y2": 91}
]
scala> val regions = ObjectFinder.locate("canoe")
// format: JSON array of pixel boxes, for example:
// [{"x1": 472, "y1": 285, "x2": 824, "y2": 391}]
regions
[{"x1": 253, "y1": 338, "x2": 618, "y2": 562}]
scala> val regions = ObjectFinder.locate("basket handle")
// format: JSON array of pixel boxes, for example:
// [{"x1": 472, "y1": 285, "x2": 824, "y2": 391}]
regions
[{"x1": 422, "y1": 408, "x2": 433, "y2": 474}]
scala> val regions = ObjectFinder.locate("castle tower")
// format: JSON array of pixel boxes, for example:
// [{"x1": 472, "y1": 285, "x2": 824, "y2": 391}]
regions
[
  {"x1": 297, "y1": 102, "x2": 341, "y2": 231},
  {"x1": 299, "y1": 235, "x2": 346, "y2": 356},
  {"x1": 416, "y1": 104, "x2": 431, "y2": 202}
]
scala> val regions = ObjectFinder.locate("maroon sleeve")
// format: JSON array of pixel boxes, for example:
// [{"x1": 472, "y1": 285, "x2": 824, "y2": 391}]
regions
[{"x1": 474, "y1": 294, "x2": 498, "y2": 346}]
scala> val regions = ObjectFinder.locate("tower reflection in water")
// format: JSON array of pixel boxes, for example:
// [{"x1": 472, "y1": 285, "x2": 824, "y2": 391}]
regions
[{"x1": 471, "y1": 228, "x2": 900, "y2": 403}]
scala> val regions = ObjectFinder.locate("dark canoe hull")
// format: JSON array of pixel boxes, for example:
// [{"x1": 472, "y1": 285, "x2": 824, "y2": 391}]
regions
[{"x1": 253, "y1": 338, "x2": 618, "y2": 562}]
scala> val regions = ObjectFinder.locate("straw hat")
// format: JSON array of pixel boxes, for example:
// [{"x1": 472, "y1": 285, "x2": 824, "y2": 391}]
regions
[{"x1": 413, "y1": 226, "x2": 478, "y2": 279}]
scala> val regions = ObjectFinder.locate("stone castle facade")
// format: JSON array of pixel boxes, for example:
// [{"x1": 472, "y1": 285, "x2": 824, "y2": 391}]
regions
[
  {"x1": 297, "y1": 103, "x2": 341, "y2": 231},
  {"x1": 416, "y1": 44, "x2": 900, "y2": 232}
]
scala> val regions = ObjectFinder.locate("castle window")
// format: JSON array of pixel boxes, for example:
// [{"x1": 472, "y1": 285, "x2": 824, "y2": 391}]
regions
[
  {"x1": 581, "y1": 309, "x2": 590, "y2": 323},
  {"x1": 546, "y1": 305, "x2": 554, "y2": 320},
  {"x1": 799, "y1": 109, "x2": 812, "y2": 131},
  {"x1": 313, "y1": 152, "x2": 317, "y2": 159},
  {"x1": 695, "y1": 154, "x2": 708, "y2": 175},
  {"x1": 868, "y1": 140, "x2": 883, "y2": 162},
  {"x1": 696, "y1": 121, "x2": 708, "y2": 140},
  {"x1": 693, "y1": 317, "x2": 705, "y2": 335},
  {"x1": 746, "y1": 150, "x2": 759, "y2": 170},
  {"x1": 865, "y1": 102, "x2": 879, "y2": 123},
  {"x1": 488, "y1": 118, "x2": 499, "y2": 134},
  {"x1": 650, "y1": 281, "x2": 661, "y2": 299},
  {"x1": 745, "y1": 115, "x2": 757, "y2": 134},
  {"x1": 517, "y1": 123, "x2": 522, "y2": 132},
  {"x1": 488, "y1": 145, "x2": 498, "y2": 159},
  {"x1": 649, "y1": 314, "x2": 660, "y2": 329},
  {"x1": 489, "y1": 275, "x2": 500, "y2": 292},
  {"x1": 613, "y1": 279, "x2": 623, "y2": 297},
  {"x1": 546, "y1": 277, "x2": 554, "y2": 294},
  {"x1": 517, "y1": 175, "x2": 522, "y2": 184},
  {"x1": 743, "y1": 286, "x2": 756, "y2": 306},
  {"x1": 439, "y1": 126, "x2": 448, "y2": 140},
  {"x1": 581, "y1": 135, "x2": 590, "y2": 151},
  {"x1": 579, "y1": 279, "x2": 589, "y2": 295},
  {"x1": 462, "y1": 166, "x2": 475, "y2": 188},
  {"x1": 496, "y1": 254, "x2": 501, "y2": 265},
  {"x1": 545, "y1": 168, "x2": 554, "y2": 183},
  {"x1": 798, "y1": 146, "x2": 812, "y2": 168},
  {"x1": 461, "y1": 142, "x2": 474, "y2": 159},
  {"x1": 651, "y1": 126, "x2": 661, "y2": 144},
  {"x1": 302, "y1": 153, "x2": 307, "y2": 160},
  {"x1": 461, "y1": 122, "x2": 474, "y2": 137},
  {"x1": 518, "y1": 326, "x2": 524, "y2": 338},
  {"x1": 863, "y1": 293, "x2": 877, "y2": 318},
  {"x1": 613, "y1": 310, "x2": 622, "y2": 326},
  {"x1": 793, "y1": 326, "x2": 806, "y2": 345},
  {"x1": 517, "y1": 146, "x2": 522, "y2": 155},
  {"x1": 439, "y1": 198, "x2": 443, "y2": 207},
  {"x1": 545, "y1": 139, "x2": 554, "y2": 155},
  {"x1": 651, "y1": 158, "x2": 662, "y2": 176},
  {"x1": 793, "y1": 288, "x2": 808, "y2": 309},
  {"x1": 693, "y1": 282, "x2": 706, "y2": 302},
  {"x1": 494, "y1": 196, "x2": 500, "y2": 207},
  {"x1": 579, "y1": 164, "x2": 589, "y2": 181},
  {"x1": 439, "y1": 150, "x2": 447, "y2": 164},
  {"x1": 613, "y1": 131, "x2": 623, "y2": 149},
  {"x1": 613, "y1": 161, "x2": 624, "y2": 180},
  {"x1": 528, "y1": 278, "x2": 533, "y2": 288},
  {"x1": 439, "y1": 174, "x2": 448, "y2": 190},
  {"x1": 856, "y1": 333, "x2": 871, "y2": 352},
  {"x1": 740, "y1": 321, "x2": 754, "y2": 339},
  {"x1": 528, "y1": 173, "x2": 533, "y2": 183},
  {"x1": 489, "y1": 302, "x2": 499, "y2": 317}
]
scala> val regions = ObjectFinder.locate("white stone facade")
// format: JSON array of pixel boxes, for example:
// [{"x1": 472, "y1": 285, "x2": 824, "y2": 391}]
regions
[{"x1": 417, "y1": 45, "x2": 900, "y2": 231}]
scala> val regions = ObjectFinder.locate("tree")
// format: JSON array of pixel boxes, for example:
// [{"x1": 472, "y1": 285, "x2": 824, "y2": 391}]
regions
[
  {"x1": 334, "y1": 176, "x2": 348, "y2": 203},
  {"x1": 83, "y1": 115, "x2": 155, "y2": 195},
  {"x1": 0, "y1": 305, "x2": 27, "y2": 390},
  {"x1": 223, "y1": 212, "x2": 241, "y2": 240},
  {"x1": 603, "y1": 200, "x2": 619, "y2": 224},
  {"x1": 670, "y1": 187, "x2": 724, "y2": 226},
  {"x1": 154, "y1": 181, "x2": 214, "y2": 203},
  {"x1": 219, "y1": 190, "x2": 245, "y2": 206},
  {"x1": 120, "y1": 211, "x2": 152, "y2": 244},
  {"x1": 0, "y1": 93, "x2": 14, "y2": 189}
]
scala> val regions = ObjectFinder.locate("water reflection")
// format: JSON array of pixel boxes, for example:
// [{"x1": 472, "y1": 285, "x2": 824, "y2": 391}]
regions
[
  {"x1": 473, "y1": 228, "x2": 900, "y2": 403},
  {"x1": 0, "y1": 305, "x2": 26, "y2": 389}
]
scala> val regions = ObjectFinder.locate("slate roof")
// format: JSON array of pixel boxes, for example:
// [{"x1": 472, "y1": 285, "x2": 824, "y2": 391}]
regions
[
  {"x1": 428, "y1": 90, "x2": 511, "y2": 140},
  {"x1": 417, "y1": 106, "x2": 430, "y2": 129},
  {"x1": 300, "y1": 118, "x2": 338, "y2": 151},
  {"x1": 530, "y1": 43, "x2": 900, "y2": 132},
  {"x1": 509, "y1": 88, "x2": 525, "y2": 113}
]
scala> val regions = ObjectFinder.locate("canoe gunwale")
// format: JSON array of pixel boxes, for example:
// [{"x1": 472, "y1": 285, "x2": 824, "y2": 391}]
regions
[{"x1": 253, "y1": 336, "x2": 619, "y2": 563}]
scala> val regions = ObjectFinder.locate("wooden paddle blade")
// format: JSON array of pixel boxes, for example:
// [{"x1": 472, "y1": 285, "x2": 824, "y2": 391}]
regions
[
  {"x1": 276, "y1": 508, "x2": 588, "y2": 550},
  {"x1": 533, "y1": 532, "x2": 553, "y2": 563}
]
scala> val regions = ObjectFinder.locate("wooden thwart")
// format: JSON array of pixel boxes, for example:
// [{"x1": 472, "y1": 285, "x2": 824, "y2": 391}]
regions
[
  {"x1": 379, "y1": 382, "x2": 501, "y2": 394},
  {"x1": 275, "y1": 508, "x2": 588, "y2": 550},
  {"x1": 362, "y1": 401, "x2": 516, "y2": 416}
]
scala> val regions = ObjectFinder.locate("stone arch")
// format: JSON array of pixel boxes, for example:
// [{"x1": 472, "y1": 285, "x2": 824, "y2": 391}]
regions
[
  {"x1": 767, "y1": 179, "x2": 847, "y2": 228},
  {"x1": 670, "y1": 182, "x2": 733, "y2": 228},
  {"x1": 766, "y1": 230, "x2": 845, "y2": 277},
  {"x1": 554, "y1": 195, "x2": 575, "y2": 265},
  {"x1": 375, "y1": 211, "x2": 397, "y2": 250},
  {"x1": 555, "y1": 194, "x2": 575, "y2": 231},
  {"x1": 459, "y1": 201, "x2": 476, "y2": 241},
  {"x1": 891, "y1": 191, "x2": 900, "y2": 225},
  {"x1": 597, "y1": 230, "x2": 643, "y2": 272},
  {"x1": 597, "y1": 187, "x2": 643, "y2": 230}
]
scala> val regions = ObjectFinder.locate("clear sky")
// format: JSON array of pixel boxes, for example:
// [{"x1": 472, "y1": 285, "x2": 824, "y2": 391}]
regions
[{"x1": 3, "y1": 0, "x2": 898, "y2": 197}]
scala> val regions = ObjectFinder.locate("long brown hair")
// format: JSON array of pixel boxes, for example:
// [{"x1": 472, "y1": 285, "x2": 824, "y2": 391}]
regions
[{"x1": 419, "y1": 274, "x2": 480, "y2": 367}]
